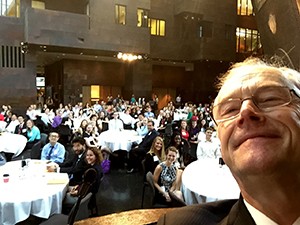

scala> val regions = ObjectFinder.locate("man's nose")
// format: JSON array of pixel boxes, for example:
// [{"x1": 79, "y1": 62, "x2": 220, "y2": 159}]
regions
[{"x1": 237, "y1": 99, "x2": 264, "y2": 124}]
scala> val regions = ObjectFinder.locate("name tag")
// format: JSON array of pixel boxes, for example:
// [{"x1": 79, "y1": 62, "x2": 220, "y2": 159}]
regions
[{"x1": 153, "y1": 155, "x2": 159, "y2": 162}]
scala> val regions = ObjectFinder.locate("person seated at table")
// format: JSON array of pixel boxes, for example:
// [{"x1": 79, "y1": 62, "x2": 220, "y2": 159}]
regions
[
  {"x1": 5, "y1": 114, "x2": 19, "y2": 133},
  {"x1": 136, "y1": 116, "x2": 148, "y2": 136},
  {"x1": 179, "y1": 119, "x2": 189, "y2": 141},
  {"x1": 14, "y1": 115, "x2": 27, "y2": 136},
  {"x1": 167, "y1": 131, "x2": 195, "y2": 168},
  {"x1": 41, "y1": 132, "x2": 65, "y2": 163},
  {"x1": 49, "y1": 137, "x2": 89, "y2": 186},
  {"x1": 144, "y1": 106, "x2": 155, "y2": 119},
  {"x1": 144, "y1": 136, "x2": 166, "y2": 177},
  {"x1": 108, "y1": 112, "x2": 124, "y2": 131},
  {"x1": 119, "y1": 108, "x2": 135, "y2": 130},
  {"x1": 196, "y1": 127, "x2": 221, "y2": 160},
  {"x1": 153, "y1": 146, "x2": 183, "y2": 205},
  {"x1": 188, "y1": 116, "x2": 200, "y2": 144},
  {"x1": 63, "y1": 147, "x2": 103, "y2": 215},
  {"x1": 127, "y1": 120, "x2": 159, "y2": 173},
  {"x1": 23, "y1": 119, "x2": 41, "y2": 150},
  {"x1": 83, "y1": 122, "x2": 100, "y2": 148}
]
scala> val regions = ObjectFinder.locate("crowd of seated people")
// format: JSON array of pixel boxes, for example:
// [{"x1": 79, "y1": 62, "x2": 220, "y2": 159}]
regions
[{"x1": 0, "y1": 94, "x2": 219, "y2": 163}]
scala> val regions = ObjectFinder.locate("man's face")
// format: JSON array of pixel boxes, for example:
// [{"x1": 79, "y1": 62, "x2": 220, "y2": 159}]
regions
[
  {"x1": 205, "y1": 130, "x2": 213, "y2": 141},
  {"x1": 72, "y1": 142, "x2": 85, "y2": 155},
  {"x1": 147, "y1": 122, "x2": 154, "y2": 131},
  {"x1": 49, "y1": 133, "x2": 59, "y2": 144},
  {"x1": 215, "y1": 71, "x2": 300, "y2": 179}
]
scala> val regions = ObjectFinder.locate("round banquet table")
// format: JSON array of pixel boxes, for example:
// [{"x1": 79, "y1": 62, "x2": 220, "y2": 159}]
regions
[
  {"x1": 182, "y1": 159, "x2": 240, "y2": 205},
  {"x1": 97, "y1": 130, "x2": 142, "y2": 152},
  {"x1": 0, "y1": 160, "x2": 69, "y2": 225},
  {"x1": 74, "y1": 208, "x2": 175, "y2": 225},
  {"x1": 0, "y1": 132, "x2": 27, "y2": 157}
]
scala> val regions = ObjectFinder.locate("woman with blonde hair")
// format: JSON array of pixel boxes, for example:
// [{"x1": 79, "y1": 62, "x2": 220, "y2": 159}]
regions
[{"x1": 144, "y1": 136, "x2": 166, "y2": 177}]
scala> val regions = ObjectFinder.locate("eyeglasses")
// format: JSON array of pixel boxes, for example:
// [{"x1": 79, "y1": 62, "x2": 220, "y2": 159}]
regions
[{"x1": 212, "y1": 86, "x2": 299, "y2": 124}]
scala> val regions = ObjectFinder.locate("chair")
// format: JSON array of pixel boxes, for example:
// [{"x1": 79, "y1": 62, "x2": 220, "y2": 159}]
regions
[
  {"x1": 40, "y1": 133, "x2": 48, "y2": 147},
  {"x1": 30, "y1": 140, "x2": 42, "y2": 159},
  {"x1": 40, "y1": 168, "x2": 97, "y2": 225},
  {"x1": 141, "y1": 159, "x2": 148, "y2": 208},
  {"x1": 168, "y1": 191, "x2": 187, "y2": 207},
  {"x1": 145, "y1": 172, "x2": 168, "y2": 208},
  {"x1": 40, "y1": 192, "x2": 93, "y2": 225}
]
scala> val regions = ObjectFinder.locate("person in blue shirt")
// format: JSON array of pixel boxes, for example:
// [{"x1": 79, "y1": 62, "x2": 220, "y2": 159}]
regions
[
  {"x1": 41, "y1": 132, "x2": 66, "y2": 163},
  {"x1": 24, "y1": 119, "x2": 41, "y2": 150}
]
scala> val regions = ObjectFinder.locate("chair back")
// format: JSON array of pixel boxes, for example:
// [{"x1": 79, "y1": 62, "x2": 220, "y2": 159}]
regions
[
  {"x1": 68, "y1": 192, "x2": 92, "y2": 225},
  {"x1": 40, "y1": 133, "x2": 48, "y2": 147},
  {"x1": 146, "y1": 171, "x2": 158, "y2": 206},
  {"x1": 30, "y1": 140, "x2": 42, "y2": 159},
  {"x1": 68, "y1": 168, "x2": 97, "y2": 225}
]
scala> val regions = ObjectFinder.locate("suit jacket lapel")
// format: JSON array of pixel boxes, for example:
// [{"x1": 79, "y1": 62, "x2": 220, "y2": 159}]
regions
[{"x1": 220, "y1": 196, "x2": 256, "y2": 225}]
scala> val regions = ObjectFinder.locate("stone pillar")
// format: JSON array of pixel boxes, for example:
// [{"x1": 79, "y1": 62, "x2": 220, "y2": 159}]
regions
[
  {"x1": 251, "y1": 0, "x2": 300, "y2": 69},
  {"x1": 123, "y1": 60, "x2": 153, "y2": 101}
]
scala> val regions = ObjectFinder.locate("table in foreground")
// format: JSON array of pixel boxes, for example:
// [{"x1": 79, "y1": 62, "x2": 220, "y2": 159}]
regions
[
  {"x1": 74, "y1": 208, "x2": 175, "y2": 225},
  {"x1": 0, "y1": 160, "x2": 69, "y2": 225},
  {"x1": 182, "y1": 159, "x2": 240, "y2": 205}
]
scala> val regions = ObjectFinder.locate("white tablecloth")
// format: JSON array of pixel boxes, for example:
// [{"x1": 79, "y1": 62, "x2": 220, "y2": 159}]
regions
[
  {"x1": 97, "y1": 130, "x2": 142, "y2": 152},
  {"x1": 0, "y1": 132, "x2": 27, "y2": 157},
  {"x1": 0, "y1": 160, "x2": 69, "y2": 225},
  {"x1": 182, "y1": 159, "x2": 240, "y2": 205}
]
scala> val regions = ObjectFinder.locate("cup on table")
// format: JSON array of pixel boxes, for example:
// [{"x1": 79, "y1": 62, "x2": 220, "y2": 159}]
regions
[{"x1": 3, "y1": 174, "x2": 9, "y2": 183}]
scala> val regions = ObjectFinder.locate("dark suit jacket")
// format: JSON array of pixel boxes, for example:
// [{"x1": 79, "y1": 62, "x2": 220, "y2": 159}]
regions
[
  {"x1": 59, "y1": 151, "x2": 89, "y2": 186},
  {"x1": 138, "y1": 129, "x2": 159, "y2": 152},
  {"x1": 14, "y1": 123, "x2": 27, "y2": 137},
  {"x1": 157, "y1": 197, "x2": 256, "y2": 225}
]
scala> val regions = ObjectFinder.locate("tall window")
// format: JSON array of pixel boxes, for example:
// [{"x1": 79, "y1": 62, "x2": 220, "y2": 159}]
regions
[
  {"x1": 198, "y1": 21, "x2": 213, "y2": 38},
  {"x1": 236, "y1": 27, "x2": 262, "y2": 53},
  {"x1": 1, "y1": 0, "x2": 20, "y2": 17},
  {"x1": 115, "y1": 4, "x2": 126, "y2": 25},
  {"x1": 149, "y1": 18, "x2": 165, "y2": 36},
  {"x1": 237, "y1": 0, "x2": 253, "y2": 15},
  {"x1": 137, "y1": 8, "x2": 149, "y2": 27}
]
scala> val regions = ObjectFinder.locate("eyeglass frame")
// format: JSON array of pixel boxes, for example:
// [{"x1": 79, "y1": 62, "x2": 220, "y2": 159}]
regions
[{"x1": 212, "y1": 86, "x2": 300, "y2": 125}]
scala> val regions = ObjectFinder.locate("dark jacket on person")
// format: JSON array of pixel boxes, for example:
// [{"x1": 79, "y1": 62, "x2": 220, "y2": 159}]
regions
[
  {"x1": 138, "y1": 130, "x2": 159, "y2": 152},
  {"x1": 59, "y1": 151, "x2": 89, "y2": 186},
  {"x1": 157, "y1": 196, "x2": 256, "y2": 225}
]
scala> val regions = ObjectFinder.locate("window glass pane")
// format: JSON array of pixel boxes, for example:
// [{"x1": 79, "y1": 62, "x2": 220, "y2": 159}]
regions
[
  {"x1": 159, "y1": 20, "x2": 165, "y2": 36},
  {"x1": 115, "y1": 5, "x2": 126, "y2": 25},
  {"x1": 150, "y1": 19, "x2": 156, "y2": 35},
  {"x1": 32, "y1": 1, "x2": 45, "y2": 9},
  {"x1": 137, "y1": 8, "x2": 149, "y2": 27}
]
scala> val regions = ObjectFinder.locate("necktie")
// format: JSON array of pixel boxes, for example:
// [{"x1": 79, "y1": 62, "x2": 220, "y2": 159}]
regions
[
  {"x1": 47, "y1": 145, "x2": 54, "y2": 160},
  {"x1": 19, "y1": 125, "x2": 22, "y2": 134}
]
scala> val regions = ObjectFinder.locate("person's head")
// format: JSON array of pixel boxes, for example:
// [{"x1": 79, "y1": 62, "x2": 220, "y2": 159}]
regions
[
  {"x1": 147, "y1": 120, "x2": 155, "y2": 131},
  {"x1": 149, "y1": 136, "x2": 166, "y2": 160},
  {"x1": 85, "y1": 123, "x2": 94, "y2": 133},
  {"x1": 165, "y1": 146, "x2": 178, "y2": 164},
  {"x1": 172, "y1": 132, "x2": 182, "y2": 147},
  {"x1": 17, "y1": 115, "x2": 24, "y2": 124},
  {"x1": 112, "y1": 112, "x2": 119, "y2": 119},
  {"x1": 205, "y1": 127, "x2": 214, "y2": 141},
  {"x1": 180, "y1": 120, "x2": 187, "y2": 129},
  {"x1": 48, "y1": 132, "x2": 60, "y2": 144},
  {"x1": 80, "y1": 119, "x2": 88, "y2": 128},
  {"x1": 26, "y1": 119, "x2": 34, "y2": 129},
  {"x1": 71, "y1": 137, "x2": 86, "y2": 155},
  {"x1": 142, "y1": 117, "x2": 148, "y2": 125},
  {"x1": 213, "y1": 57, "x2": 300, "y2": 180},
  {"x1": 86, "y1": 147, "x2": 103, "y2": 165}
]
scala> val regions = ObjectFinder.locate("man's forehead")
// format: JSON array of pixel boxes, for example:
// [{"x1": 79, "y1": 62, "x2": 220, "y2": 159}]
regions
[{"x1": 215, "y1": 71, "x2": 289, "y2": 104}]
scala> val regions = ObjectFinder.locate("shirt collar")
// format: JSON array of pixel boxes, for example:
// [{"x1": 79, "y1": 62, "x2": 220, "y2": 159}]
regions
[{"x1": 244, "y1": 199, "x2": 300, "y2": 225}]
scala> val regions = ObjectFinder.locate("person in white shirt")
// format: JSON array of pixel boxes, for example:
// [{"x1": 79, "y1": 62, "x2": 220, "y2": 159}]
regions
[
  {"x1": 5, "y1": 114, "x2": 19, "y2": 133},
  {"x1": 108, "y1": 112, "x2": 124, "y2": 131},
  {"x1": 196, "y1": 127, "x2": 220, "y2": 159}
]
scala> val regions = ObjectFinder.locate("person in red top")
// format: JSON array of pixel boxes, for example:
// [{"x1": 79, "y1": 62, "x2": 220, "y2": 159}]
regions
[{"x1": 180, "y1": 120, "x2": 189, "y2": 140}]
